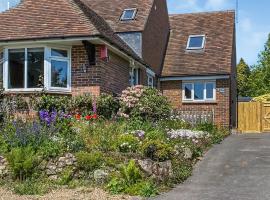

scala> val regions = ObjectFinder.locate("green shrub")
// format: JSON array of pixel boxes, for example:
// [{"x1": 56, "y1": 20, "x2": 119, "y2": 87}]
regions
[
  {"x1": 57, "y1": 167, "x2": 74, "y2": 185},
  {"x1": 157, "y1": 119, "x2": 191, "y2": 130},
  {"x1": 97, "y1": 93, "x2": 120, "y2": 119},
  {"x1": 13, "y1": 179, "x2": 51, "y2": 195},
  {"x1": 107, "y1": 160, "x2": 142, "y2": 194},
  {"x1": 36, "y1": 95, "x2": 70, "y2": 112},
  {"x1": 119, "y1": 86, "x2": 172, "y2": 121},
  {"x1": 145, "y1": 130, "x2": 167, "y2": 141},
  {"x1": 107, "y1": 177, "x2": 125, "y2": 194},
  {"x1": 38, "y1": 140, "x2": 64, "y2": 159},
  {"x1": 124, "y1": 181, "x2": 158, "y2": 197},
  {"x1": 7, "y1": 146, "x2": 39, "y2": 181},
  {"x1": 76, "y1": 151, "x2": 103, "y2": 172},
  {"x1": 117, "y1": 134, "x2": 140, "y2": 153},
  {"x1": 141, "y1": 140, "x2": 172, "y2": 162},
  {"x1": 131, "y1": 88, "x2": 172, "y2": 121},
  {"x1": 172, "y1": 160, "x2": 192, "y2": 184},
  {"x1": 71, "y1": 94, "x2": 93, "y2": 114},
  {"x1": 120, "y1": 160, "x2": 142, "y2": 186}
]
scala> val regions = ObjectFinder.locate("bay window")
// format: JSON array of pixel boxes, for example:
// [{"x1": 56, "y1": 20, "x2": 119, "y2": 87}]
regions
[
  {"x1": 3, "y1": 46, "x2": 71, "y2": 92},
  {"x1": 183, "y1": 81, "x2": 216, "y2": 102}
]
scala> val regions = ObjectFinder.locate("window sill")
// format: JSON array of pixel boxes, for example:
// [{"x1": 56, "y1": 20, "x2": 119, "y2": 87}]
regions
[
  {"x1": 182, "y1": 100, "x2": 217, "y2": 104},
  {"x1": 3, "y1": 89, "x2": 72, "y2": 95}
]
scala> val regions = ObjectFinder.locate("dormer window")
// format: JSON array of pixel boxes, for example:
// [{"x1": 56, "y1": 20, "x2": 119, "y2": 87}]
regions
[
  {"x1": 121, "y1": 8, "x2": 137, "y2": 21},
  {"x1": 187, "y1": 35, "x2": 205, "y2": 50}
]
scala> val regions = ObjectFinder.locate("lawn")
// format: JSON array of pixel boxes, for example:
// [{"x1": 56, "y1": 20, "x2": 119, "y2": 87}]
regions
[{"x1": 0, "y1": 86, "x2": 228, "y2": 198}]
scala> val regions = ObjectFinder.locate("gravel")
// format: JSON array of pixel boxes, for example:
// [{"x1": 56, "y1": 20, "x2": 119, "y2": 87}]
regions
[{"x1": 0, "y1": 187, "x2": 142, "y2": 200}]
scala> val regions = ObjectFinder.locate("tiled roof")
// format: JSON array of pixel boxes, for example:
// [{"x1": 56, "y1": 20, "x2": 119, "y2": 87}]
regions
[
  {"x1": 162, "y1": 11, "x2": 235, "y2": 77},
  {"x1": 0, "y1": 0, "x2": 99, "y2": 41},
  {"x1": 82, "y1": 0, "x2": 154, "y2": 32},
  {"x1": 0, "y1": 0, "x2": 147, "y2": 66}
]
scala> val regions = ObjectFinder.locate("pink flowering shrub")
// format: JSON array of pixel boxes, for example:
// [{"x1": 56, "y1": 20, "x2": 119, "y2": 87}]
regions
[{"x1": 118, "y1": 85, "x2": 171, "y2": 121}]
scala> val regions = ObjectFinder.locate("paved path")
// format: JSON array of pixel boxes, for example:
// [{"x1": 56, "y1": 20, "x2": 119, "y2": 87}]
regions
[{"x1": 154, "y1": 134, "x2": 270, "y2": 200}]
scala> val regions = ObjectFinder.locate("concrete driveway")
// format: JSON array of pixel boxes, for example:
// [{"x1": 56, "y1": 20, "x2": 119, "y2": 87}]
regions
[{"x1": 154, "y1": 134, "x2": 270, "y2": 200}]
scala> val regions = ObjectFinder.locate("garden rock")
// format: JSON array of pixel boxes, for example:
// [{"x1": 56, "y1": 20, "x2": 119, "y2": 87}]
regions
[
  {"x1": 94, "y1": 169, "x2": 109, "y2": 185},
  {"x1": 45, "y1": 153, "x2": 77, "y2": 178},
  {"x1": 137, "y1": 159, "x2": 173, "y2": 180},
  {"x1": 184, "y1": 147, "x2": 193, "y2": 159},
  {"x1": 0, "y1": 156, "x2": 8, "y2": 177}
]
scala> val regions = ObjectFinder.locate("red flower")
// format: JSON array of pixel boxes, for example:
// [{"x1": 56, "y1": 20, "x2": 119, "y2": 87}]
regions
[
  {"x1": 75, "y1": 114, "x2": 81, "y2": 120},
  {"x1": 85, "y1": 115, "x2": 92, "y2": 121},
  {"x1": 92, "y1": 114, "x2": 98, "y2": 119}
]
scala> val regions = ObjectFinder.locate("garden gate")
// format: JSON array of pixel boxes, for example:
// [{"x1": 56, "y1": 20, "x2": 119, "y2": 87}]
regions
[{"x1": 238, "y1": 102, "x2": 270, "y2": 133}]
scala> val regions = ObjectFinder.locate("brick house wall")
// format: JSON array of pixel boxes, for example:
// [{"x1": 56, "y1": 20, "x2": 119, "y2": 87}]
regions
[
  {"x1": 142, "y1": 0, "x2": 170, "y2": 75},
  {"x1": 71, "y1": 44, "x2": 148, "y2": 97},
  {"x1": 161, "y1": 79, "x2": 231, "y2": 127}
]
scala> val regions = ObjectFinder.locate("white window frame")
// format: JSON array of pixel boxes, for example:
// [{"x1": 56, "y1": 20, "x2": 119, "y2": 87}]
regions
[
  {"x1": 129, "y1": 67, "x2": 139, "y2": 86},
  {"x1": 2, "y1": 44, "x2": 71, "y2": 93},
  {"x1": 186, "y1": 35, "x2": 206, "y2": 50},
  {"x1": 147, "y1": 74, "x2": 154, "y2": 88},
  {"x1": 120, "y1": 8, "x2": 137, "y2": 21},
  {"x1": 182, "y1": 80, "x2": 216, "y2": 102}
]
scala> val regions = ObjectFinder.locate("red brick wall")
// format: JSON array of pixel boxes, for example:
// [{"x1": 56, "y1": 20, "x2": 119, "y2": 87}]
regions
[
  {"x1": 161, "y1": 79, "x2": 231, "y2": 127},
  {"x1": 142, "y1": 0, "x2": 170, "y2": 75},
  {"x1": 71, "y1": 45, "x2": 148, "y2": 96},
  {"x1": 71, "y1": 45, "x2": 101, "y2": 96}
]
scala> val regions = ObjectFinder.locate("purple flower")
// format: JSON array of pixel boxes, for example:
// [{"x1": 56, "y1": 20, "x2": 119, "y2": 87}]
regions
[
  {"x1": 39, "y1": 109, "x2": 57, "y2": 125},
  {"x1": 92, "y1": 98, "x2": 97, "y2": 114}
]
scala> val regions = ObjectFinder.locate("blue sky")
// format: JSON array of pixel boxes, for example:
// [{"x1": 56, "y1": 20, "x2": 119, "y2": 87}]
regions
[{"x1": 167, "y1": 0, "x2": 270, "y2": 66}]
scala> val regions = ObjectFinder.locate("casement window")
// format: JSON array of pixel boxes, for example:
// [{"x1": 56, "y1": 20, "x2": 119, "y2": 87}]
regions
[
  {"x1": 147, "y1": 74, "x2": 154, "y2": 88},
  {"x1": 3, "y1": 46, "x2": 71, "y2": 92},
  {"x1": 129, "y1": 68, "x2": 140, "y2": 86},
  {"x1": 120, "y1": 8, "x2": 137, "y2": 21},
  {"x1": 186, "y1": 35, "x2": 205, "y2": 50},
  {"x1": 182, "y1": 81, "x2": 216, "y2": 102}
]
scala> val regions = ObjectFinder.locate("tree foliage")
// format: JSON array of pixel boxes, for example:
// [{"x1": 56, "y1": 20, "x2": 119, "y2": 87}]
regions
[
  {"x1": 238, "y1": 34, "x2": 270, "y2": 97},
  {"x1": 237, "y1": 58, "x2": 250, "y2": 97}
]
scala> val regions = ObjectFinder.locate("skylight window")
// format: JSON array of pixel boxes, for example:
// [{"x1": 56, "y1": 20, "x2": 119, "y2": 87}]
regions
[
  {"x1": 121, "y1": 8, "x2": 137, "y2": 21},
  {"x1": 186, "y1": 35, "x2": 205, "y2": 50},
  {"x1": 0, "y1": 0, "x2": 21, "y2": 13}
]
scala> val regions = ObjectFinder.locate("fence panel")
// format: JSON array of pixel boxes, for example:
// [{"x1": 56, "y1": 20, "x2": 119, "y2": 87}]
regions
[{"x1": 238, "y1": 102, "x2": 262, "y2": 133}]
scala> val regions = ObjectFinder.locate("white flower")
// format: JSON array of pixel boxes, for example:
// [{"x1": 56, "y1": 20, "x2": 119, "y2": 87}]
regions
[{"x1": 167, "y1": 129, "x2": 209, "y2": 139}]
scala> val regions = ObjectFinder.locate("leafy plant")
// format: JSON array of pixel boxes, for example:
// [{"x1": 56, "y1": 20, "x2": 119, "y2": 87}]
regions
[
  {"x1": 57, "y1": 167, "x2": 74, "y2": 185},
  {"x1": 124, "y1": 181, "x2": 158, "y2": 197},
  {"x1": 120, "y1": 160, "x2": 142, "y2": 186},
  {"x1": 13, "y1": 178, "x2": 51, "y2": 195},
  {"x1": 76, "y1": 151, "x2": 103, "y2": 172},
  {"x1": 117, "y1": 134, "x2": 140, "y2": 153},
  {"x1": 7, "y1": 146, "x2": 39, "y2": 181},
  {"x1": 97, "y1": 93, "x2": 120, "y2": 119},
  {"x1": 141, "y1": 140, "x2": 172, "y2": 161}
]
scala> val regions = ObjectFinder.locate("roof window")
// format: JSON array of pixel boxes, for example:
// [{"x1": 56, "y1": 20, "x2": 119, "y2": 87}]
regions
[
  {"x1": 187, "y1": 35, "x2": 206, "y2": 50},
  {"x1": 120, "y1": 8, "x2": 137, "y2": 21}
]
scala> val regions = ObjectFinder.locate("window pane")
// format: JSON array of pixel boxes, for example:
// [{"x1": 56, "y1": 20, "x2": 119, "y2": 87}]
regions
[
  {"x1": 194, "y1": 82, "x2": 204, "y2": 100},
  {"x1": 8, "y1": 49, "x2": 25, "y2": 89},
  {"x1": 206, "y1": 83, "x2": 214, "y2": 99},
  {"x1": 27, "y1": 48, "x2": 44, "y2": 88},
  {"x1": 188, "y1": 36, "x2": 204, "y2": 48},
  {"x1": 184, "y1": 84, "x2": 192, "y2": 99},
  {"x1": 51, "y1": 49, "x2": 68, "y2": 57},
  {"x1": 51, "y1": 60, "x2": 68, "y2": 88},
  {"x1": 122, "y1": 9, "x2": 136, "y2": 20}
]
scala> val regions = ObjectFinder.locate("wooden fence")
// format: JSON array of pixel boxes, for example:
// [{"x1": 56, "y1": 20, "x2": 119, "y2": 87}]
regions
[{"x1": 238, "y1": 102, "x2": 270, "y2": 133}]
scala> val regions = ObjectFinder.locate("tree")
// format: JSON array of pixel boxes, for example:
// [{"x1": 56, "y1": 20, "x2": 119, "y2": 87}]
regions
[
  {"x1": 237, "y1": 58, "x2": 250, "y2": 97},
  {"x1": 249, "y1": 33, "x2": 270, "y2": 97}
]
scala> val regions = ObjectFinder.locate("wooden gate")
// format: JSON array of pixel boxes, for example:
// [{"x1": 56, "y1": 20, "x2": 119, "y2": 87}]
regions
[{"x1": 238, "y1": 102, "x2": 270, "y2": 133}]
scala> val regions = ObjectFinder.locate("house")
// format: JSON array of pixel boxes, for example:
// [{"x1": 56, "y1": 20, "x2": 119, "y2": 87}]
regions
[
  {"x1": 161, "y1": 12, "x2": 237, "y2": 128},
  {"x1": 0, "y1": 0, "x2": 236, "y2": 128}
]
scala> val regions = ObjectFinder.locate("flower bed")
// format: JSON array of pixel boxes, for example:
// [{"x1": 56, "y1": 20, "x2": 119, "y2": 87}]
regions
[{"x1": 0, "y1": 86, "x2": 229, "y2": 198}]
